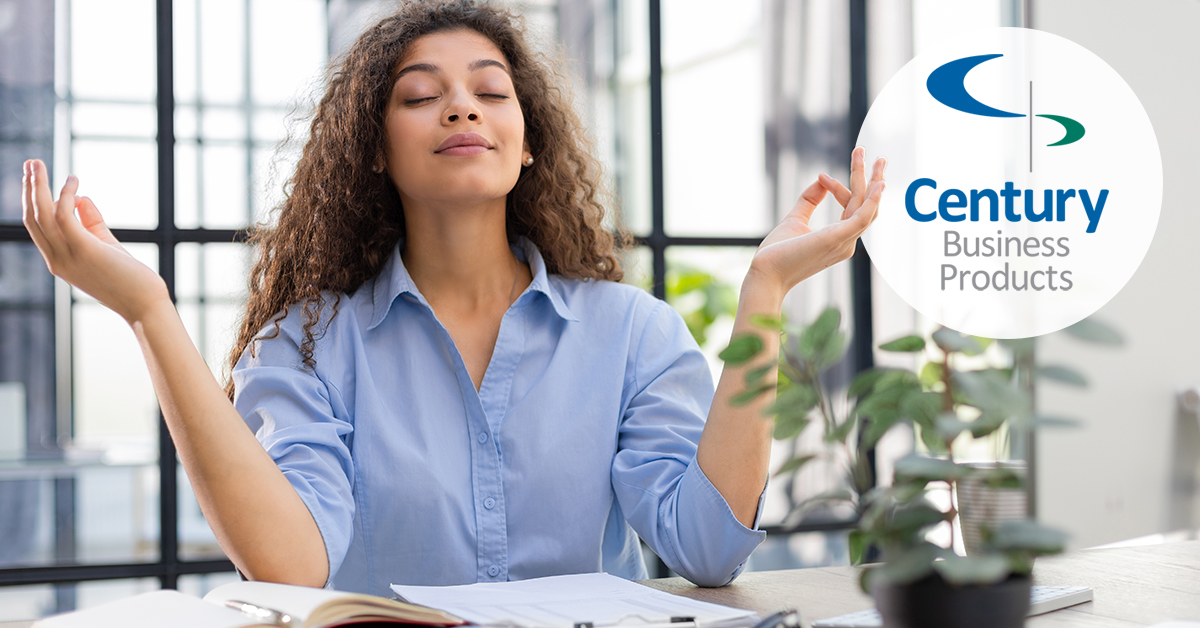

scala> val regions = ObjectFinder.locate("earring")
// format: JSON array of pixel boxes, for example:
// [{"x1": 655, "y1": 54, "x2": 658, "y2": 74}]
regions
[
  {"x1": 524, "y1": 156, "x2": 534, "y2": 166},
  {"x1": 372, "y1": 164, "x2": 384, "y2": 174}
]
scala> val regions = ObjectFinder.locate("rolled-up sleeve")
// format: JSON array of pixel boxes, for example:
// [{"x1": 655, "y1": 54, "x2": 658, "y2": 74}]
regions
[
  {"x1": 231, "y1": 321, "x2": 355, "y2": 587},
  {"x1": 611, "y1": 300, "x2": 767, "y2": 587}
]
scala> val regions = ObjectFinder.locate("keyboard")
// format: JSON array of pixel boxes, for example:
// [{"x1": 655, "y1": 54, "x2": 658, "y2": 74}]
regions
[{"x1": 811, "y1": 585, "x2": 1094, "y2": 628}]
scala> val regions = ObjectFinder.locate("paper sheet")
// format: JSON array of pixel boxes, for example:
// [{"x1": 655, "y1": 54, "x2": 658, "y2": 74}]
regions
[{"x1": 390, "y1": 573, "x2": 759, "y2": 628}]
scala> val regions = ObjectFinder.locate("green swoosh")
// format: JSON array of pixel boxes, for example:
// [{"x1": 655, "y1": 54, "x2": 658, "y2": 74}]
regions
[{"x1": 1037, "y1": 114, "x2": 1085, "y2": 146}]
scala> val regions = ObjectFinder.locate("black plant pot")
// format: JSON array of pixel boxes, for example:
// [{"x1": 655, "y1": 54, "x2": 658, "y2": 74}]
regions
[{"x1": 871, "y1": 572, "x2": 1032, "y2": 628}]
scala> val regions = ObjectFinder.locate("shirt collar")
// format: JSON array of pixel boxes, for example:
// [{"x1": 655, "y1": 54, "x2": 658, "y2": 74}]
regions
[{"x1": 368, "y1": 235, "x2": 578, "y2": 330}]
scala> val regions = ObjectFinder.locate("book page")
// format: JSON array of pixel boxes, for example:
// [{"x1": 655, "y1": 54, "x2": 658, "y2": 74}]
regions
[
  {"x1": 390, "y1": 573, "x2": 759, "y2": 628},
  {"x1": 203, "y1": 581, "x2": 347, "y2": 623},
  {"x1": 34, "y1": 590, "x2": 272, "y2": 628}
]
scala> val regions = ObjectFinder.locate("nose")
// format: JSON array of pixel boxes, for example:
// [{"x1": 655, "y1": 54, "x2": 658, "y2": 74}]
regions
[{"x1": 443, "y1": 88, "x2": 480, "y2": 124}]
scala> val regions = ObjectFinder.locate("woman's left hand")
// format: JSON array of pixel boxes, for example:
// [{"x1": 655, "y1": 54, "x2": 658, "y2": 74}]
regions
[{"x1": 746, "y1": 147, "x2": 886, "y2": 297}]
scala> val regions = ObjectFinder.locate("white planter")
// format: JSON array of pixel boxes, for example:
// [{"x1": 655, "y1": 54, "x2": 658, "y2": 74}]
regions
[{"x1": 956, "y1": 460, "x2": 1028, "y2": 557}]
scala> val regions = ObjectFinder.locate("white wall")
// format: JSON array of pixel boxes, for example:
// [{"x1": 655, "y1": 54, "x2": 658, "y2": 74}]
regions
[{"x1": 1032, "y1": 0, "x2": 1200, "y2": 548}]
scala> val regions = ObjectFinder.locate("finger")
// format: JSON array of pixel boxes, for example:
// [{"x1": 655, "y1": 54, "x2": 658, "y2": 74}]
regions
[
  {"x1": 818, "y1": 173, "x2": 851, "y2": 209},
  {"x1": 848, "y1": 146, "x2": 866, "y2": 203},
  {"x1": 868, "y1": 156, "x2": 887, "y2": 191},
  {"x1": 77, "y1": 196, "x2": 120, "y2": 246},
  {"x1": 21, "y1": 160, "x2": 54, "y2": 261},
  {"x1": 785, "y1": 179, "x2": 828, "y2": 225},
  {"x1": 30, "y1": 160, "x2": 68, "y2": 256},
  {"x1": 850, "y1": 181, "x2": 886, "y2": 234},
  {"x1": 54, "y1": 175, "x2": 84, "y2": 247}
]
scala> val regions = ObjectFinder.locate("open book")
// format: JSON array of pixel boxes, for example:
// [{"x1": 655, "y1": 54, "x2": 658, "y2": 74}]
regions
[{"x1": 33, "y1": 580, "x2": 467, "y2": 628}]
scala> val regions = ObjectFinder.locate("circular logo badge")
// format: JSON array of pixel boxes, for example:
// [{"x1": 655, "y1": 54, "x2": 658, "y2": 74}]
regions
[{"x1": 859, "y1": 27, "x2": 1162, "y2": 338}]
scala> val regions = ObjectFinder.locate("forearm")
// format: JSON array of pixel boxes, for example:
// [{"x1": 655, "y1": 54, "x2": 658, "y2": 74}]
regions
[
  {"x1": 130, "y1": 299, "x2": 328, "y2": 586},
  {"x1": 696, "y1": 270, "x2": 783, "y2": 528}
]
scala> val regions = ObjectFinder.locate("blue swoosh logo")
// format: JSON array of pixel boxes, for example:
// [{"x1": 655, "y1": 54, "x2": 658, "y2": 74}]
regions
[{"x1": 927, "y1": 54, "x2": 1025, "y2": 118}]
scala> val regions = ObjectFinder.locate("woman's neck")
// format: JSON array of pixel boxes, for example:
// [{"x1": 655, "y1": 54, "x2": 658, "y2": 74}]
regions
[{"x1": 399, "y1": 197, "x2": 528, "y2": 314}]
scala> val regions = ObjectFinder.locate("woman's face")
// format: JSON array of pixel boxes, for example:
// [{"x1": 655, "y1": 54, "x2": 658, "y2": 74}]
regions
[{"x1": 383, "y1": 29, "x2": 530, "y2": 209}]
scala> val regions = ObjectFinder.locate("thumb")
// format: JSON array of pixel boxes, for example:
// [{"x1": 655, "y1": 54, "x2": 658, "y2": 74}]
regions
[{"x1": 76, "y1": 196, "x2": 120, "y2": 246}]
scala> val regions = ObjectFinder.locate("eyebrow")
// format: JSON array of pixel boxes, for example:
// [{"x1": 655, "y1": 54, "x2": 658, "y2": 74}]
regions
[{"x1": 394, "y1": 58, "x2": 510, "y2": 82}]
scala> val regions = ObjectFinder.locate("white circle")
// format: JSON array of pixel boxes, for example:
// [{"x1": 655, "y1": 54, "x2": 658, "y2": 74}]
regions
[{"x1": 859, "y1": 27, "x2": 1162, "y2": 338}]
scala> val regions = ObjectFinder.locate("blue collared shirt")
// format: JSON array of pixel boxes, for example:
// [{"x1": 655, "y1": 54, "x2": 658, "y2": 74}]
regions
[{"x1": 232, "y1": 237, "x2": 766, "y2": 596}]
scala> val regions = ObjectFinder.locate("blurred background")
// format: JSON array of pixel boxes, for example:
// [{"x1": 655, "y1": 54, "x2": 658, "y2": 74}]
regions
[{"x1": 0, "y1": 0, "x2": 1196, "y2": 620}]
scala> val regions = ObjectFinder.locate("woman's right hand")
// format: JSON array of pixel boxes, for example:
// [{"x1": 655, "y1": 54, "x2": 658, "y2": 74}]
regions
[{"x1": 22, "y1": 159, "x2": 170, "y2": 325}]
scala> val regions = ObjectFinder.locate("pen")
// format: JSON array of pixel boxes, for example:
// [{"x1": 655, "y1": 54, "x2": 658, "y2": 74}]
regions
[
  {"x1": 222, "y1": 599, "x2": 298, "y2": 627},
  {"x1": 749, "y1": 608, "x2": 800, "y2": 628},
  {"x1": 575, "y1": 616, "x2": 697, "y2": 628}
]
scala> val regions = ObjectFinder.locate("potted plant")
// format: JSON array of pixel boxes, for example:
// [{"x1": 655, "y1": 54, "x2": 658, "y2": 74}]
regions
[{"x1": 722, "y1": 309, "x2": 1116, "y2": 628}]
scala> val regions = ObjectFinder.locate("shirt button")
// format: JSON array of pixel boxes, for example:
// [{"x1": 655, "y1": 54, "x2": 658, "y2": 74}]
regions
[
  {"x1": 484, "y1": 497, "x2": 496, "y2": 509},
  {"x1": 488, "y1": 565, "x2": 500, "y2": 577},
  {"x1": 478, "y1": 432, "x2": 488, "y2": 444}
]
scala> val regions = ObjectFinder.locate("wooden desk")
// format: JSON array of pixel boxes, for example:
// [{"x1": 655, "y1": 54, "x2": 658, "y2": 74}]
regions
[
  {"x1": 640, "y1": 541, "x2": 1200, "y2": 627},
  {"x1": 6, "y1": 541, "x2": 1198, "y2": 627}
]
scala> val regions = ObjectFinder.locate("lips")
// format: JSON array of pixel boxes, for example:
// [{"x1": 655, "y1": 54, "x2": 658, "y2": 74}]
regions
[{"x1": 436, "y1": 133, "x2": 493, "y2": 155}]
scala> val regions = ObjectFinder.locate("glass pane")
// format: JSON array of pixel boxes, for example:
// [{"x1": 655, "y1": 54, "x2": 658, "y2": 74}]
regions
[
  {"x1": 619, "y1": 245, "x2": 652, "y2": 293},
  {"x1": 201, "y1": 144, "x2": 249, "y2": 228},
  {"x1": 612, "y1": 1, "x2": 651, "y2": 236},
  {"x1": 201, "y1": 107, "x2": 248, "y2": 142},
  {"x1": 0, "y1": 578, "x2": 159, "y2": 619},
  {"x1": 745, "y1": 530, "x2": 850, "y2": 570},
  {"x1": 73, "y1": 303, "x2": 160, "y2": 449},
  {"x1": 77, "y1": 464, "x2": 160, "y2": 563},
  {"x1": 662, "y1": 1, "x2": 768, "y2": 237},
  {"x1": 71, "y1": 103, "x2": 156, "y2": 139},
  {"x1": 175, "y1": 141, "x2": 199, "y2": 228},
  {"x1": 0, "y1": 583, "x2": 54, "y2": 621},
  {"x1": 253, "y1": 142, "x2": 302, "y2": 224},
  {"x1": 664, "y1": 246, "x2": 755, "y2": 379},
  {"x1": 174, "y1": 0, "x2": 199, "y2": 104},
  {"x1": 71, "y1": 0, "x2": 156, "y2": 101},
  {"x1": 71, "y1": 140, "x2": 158, "y2": 230},
  {"x1": 200, "y1": 0, "x2": 247, "y2": 105},
  {"x1": 250, "y1": 0, "x2": 326, "y2": 106},
  {"x1": 0, "y1": 244, "x2": 56, "y2": 463}
]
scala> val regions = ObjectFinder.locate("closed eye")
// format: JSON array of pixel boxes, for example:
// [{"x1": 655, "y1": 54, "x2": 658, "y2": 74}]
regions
[
  {"x1": 480, "y1": 93, "x2": 509, "y2": 100},
  {"x1": 405, "y1": 97, "x2": 435, "y2": 105}
]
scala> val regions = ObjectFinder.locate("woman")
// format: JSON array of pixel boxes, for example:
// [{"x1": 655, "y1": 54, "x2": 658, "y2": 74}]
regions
[{"x1": 21, "y1": 0, "x2": 884, "y2": 596}]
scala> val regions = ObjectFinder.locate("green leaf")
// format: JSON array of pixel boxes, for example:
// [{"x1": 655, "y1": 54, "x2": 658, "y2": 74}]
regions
[
  {"x1": 933, "y1": 554, "x2": 1010, "y2": 586},
  {"x1": 988, "y1": 520, "x2": 1068, "y2": 555},
  {"x1": 935, "y1": 412, "x2": 970, "y2": 443},
  {"x1": 1038, "y1": 364, "x2": 1088, "y2": 387},
  {"x1": 1063, "y1": 317, "x2": 1124, "y2": 346},
  {"x1": 719, "y1": 334, "x2": 764, "y2": 365},
  {"x1": 894, "y1": 455, "x2": 970, "y2": 482},
  {"x1": 849, "y1": 368, "x2": 890, "y2": 398},
  {"x1": 931, "y1": 326, "x2": 979, "y2": 355},
  {"x1": 849, "y1": 530, "x2": 867, "y2": 565},
  {"x1": 968, "y1": 411, "x2": 1009, "y2": 439},
  {"x1": 971, "y1": 467, "x2": 1024, "y2": 489},
  {"x1": 731, "y1": 382, "x2": 774, "y2": 406},
  {"x1": 766, "y1": 383, "x2": 818, "y2": 418},
  {"x1": 971, "y1": 336, "x2": 995, "y2": 351},
  {"x1": 919, "y1": 362, "x2": 945, "y2": 388},
  {"x1": 744, "y1": 364, "x2": 775, "y2": 386},
  {"x1": 932, "y1": 327, "x2": 983, "y2": 355},
  {"x1": 798, "y1": 308, "x2": 841, "y2": 361},
  {"x1": 953, "y1": 369, "x2": 1028, "y2": 417},
  {"x1": 827, "y1": 415, "x2": 857, "y2": 444},
  {"x1": 816, "y1": 329, "x2": 848, "y2": 370},
  {"x1": 889, "y1": 501, "x2": 952, "y2": 532},
  {"x1": 918, "y1": 424, "x2": 948, "y2": 454},
  {"x1": 900, "y1": 391, "x2": 941, "y2": 429},
  {"x1": 875, "y1": 369, "x2": 922, "y2": 392},
  {"x1": 879, "y1": 335, "x2": 926, "y2": 352},
  {"x1": 773, "y1": 454, "x2": 816, "y2": 477},
  {"x1": 878, "y1": 543, "x2": 943, "y2": 586},
  {"x1": 750, "y1": 314, "x2": 783, "y2": 332},
  {"x1": 861, "y1": 414, "x2": 900, "y2": 450},
  {"x1": 773, "y1": 415, "x2": 810, "y2": 440}
]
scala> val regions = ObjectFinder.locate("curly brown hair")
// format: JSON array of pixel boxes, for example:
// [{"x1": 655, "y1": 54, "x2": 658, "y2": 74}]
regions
[{"x1": 223, "y1": 0, "x2": 629, "y2": 400}]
